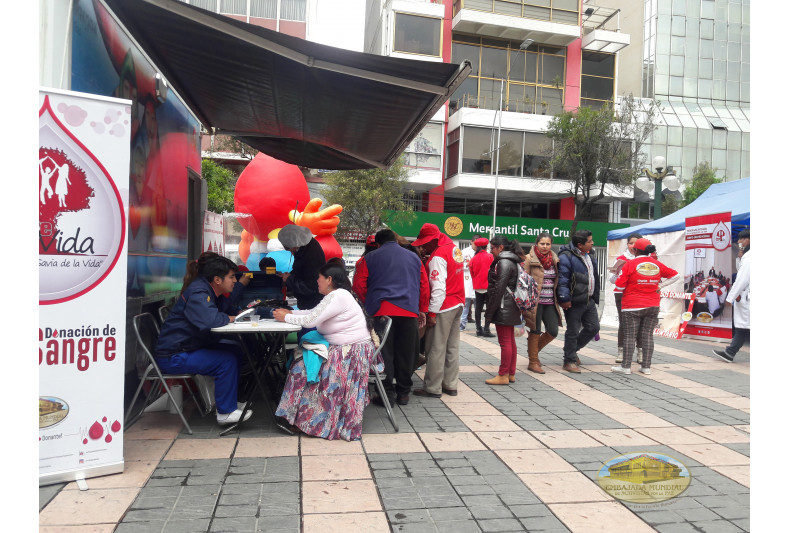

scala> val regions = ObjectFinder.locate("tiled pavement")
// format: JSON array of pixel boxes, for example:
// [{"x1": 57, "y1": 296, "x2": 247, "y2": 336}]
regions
[{"x1": 39, "y1": 325, "x2": 750, "y2": 532}]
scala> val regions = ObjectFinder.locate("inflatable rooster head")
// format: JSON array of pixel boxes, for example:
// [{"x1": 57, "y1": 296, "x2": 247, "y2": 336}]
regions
[{"x1": 233, "y1": 153, "x2": 343, "y2": 269}]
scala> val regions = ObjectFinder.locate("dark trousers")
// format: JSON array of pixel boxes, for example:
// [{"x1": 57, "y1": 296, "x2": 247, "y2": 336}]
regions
[
  {"x1": 378, "y1": 315, "x2": 419, "y2": 397},
  {"x1": 532, "y1": 303, "x2": 560, "y2": 337},
  {"x1": 562, "y1": 300, "x2": 600, "y2": 363},
  {"x1": 157, "y1": 342, "x2": 243, "y2": 414},
  {"x1": 726, "y1": 327, "x2": 750, "y2": 356},
  {"x1": 474, "y1": 291, "x2": 489, "y2": 328}
]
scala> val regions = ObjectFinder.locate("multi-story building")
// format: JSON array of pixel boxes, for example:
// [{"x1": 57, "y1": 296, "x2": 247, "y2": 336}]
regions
[
  {"x1": 365, "y1": 0, "x2": 748, "y2": 225},
  {"x1": 365, "y1": 0, "x2": 634, "y2": 224},
  {"x1": 612, "y1": 0, "x2": 750, "y2": 221}
]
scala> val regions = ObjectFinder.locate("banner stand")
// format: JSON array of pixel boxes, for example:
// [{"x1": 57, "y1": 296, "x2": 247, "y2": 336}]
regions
[{"x1": 39, "y1": 88, "x2": 130, "y2": 486}]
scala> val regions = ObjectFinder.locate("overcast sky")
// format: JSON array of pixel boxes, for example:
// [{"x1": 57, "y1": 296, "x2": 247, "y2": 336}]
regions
[{"x1": 309, "y1": 0, "x2": 366, "y2": 52}]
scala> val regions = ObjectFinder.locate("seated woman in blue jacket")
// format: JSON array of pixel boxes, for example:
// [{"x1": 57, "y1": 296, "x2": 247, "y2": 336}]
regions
[{"x1": 156, "y1": 254, "x2": 252, "y2": 425}]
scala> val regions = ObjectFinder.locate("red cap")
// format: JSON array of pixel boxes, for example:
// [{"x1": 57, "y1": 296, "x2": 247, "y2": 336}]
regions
[
  {"x1": 634, "y1": 238, "x2": 653, "y2": 251},
  {"x1": 411, "y1": 223, "x2": 441, "y2": 247},
  {"x1": 474, "y1": 237, "x2": 489, "y2": 247},
  {"x1": 236, "y1": 265, "x2": 249, "y2": 272},
  {"x1": 365, "y1": 234, "x2": 377, "y2": 246}
]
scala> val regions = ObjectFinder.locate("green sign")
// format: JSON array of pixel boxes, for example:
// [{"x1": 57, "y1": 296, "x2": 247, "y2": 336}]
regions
[{"x1": 384, "y1": 211, "x2": 629, "y2": 245}]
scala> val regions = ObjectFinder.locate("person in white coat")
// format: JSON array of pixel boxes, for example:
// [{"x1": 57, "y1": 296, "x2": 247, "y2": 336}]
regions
[
  {"x1": 713, "y1": 229, "x2": 749, "y2": 362},
  {"x1": 459, "y1": 235, "x2": 481, "y2": 331}
]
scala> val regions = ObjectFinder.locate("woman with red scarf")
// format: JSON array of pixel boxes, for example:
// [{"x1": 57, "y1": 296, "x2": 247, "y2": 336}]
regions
[{"x1": 522, "y1": 233, "x2": 563, "y2": 374}]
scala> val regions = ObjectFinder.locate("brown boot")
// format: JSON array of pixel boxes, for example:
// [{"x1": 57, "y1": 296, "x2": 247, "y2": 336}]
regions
[
  {"x1": 527, "y1": 333, "x2": 545, "y2": 374},
  {"x1": 508, "y1": 374, "x2": 516, "y2": 383},
  {"x1": 537, "y1": 332, "x2": 555, "y2": 351},
  {"x1": 485, "y1": 374, "x2": 510, "y2": 385}
]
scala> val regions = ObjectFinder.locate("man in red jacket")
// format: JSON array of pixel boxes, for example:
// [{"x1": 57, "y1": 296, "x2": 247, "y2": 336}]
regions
[{"x1": 412, "y1": 223, "x2": 465, "y2": 398}]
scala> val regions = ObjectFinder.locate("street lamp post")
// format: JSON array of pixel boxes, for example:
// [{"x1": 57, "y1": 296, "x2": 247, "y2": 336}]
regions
[{"x1": 636, "y1": 155, "x2": 680, "y2": 220}]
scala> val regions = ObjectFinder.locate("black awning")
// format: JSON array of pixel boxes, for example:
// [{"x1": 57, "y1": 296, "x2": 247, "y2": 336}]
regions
[{"x1": 102, "y1": 0, "x2": 470, "y2": 169}]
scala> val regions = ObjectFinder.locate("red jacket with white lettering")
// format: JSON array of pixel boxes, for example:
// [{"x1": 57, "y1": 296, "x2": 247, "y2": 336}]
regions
[{"x1": 426, "y1": 233, "x2": 465, "y2": 315}]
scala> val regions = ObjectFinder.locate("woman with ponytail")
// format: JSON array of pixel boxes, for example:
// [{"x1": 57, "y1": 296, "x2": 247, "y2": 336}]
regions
[
  {"x1": 522, "y1": 233, "x2": 563, "y2": 374},
  {"x1": 484, "y1": 236, "x2": 524, "y2": 385}
]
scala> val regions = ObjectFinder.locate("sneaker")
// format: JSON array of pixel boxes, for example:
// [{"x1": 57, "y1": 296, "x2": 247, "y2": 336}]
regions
[
  {"x1": 217, "y1": 409, "x2": 253, "y2": 425},
  {"x1": 611, "y1": 366, "x2": 631, "y2": 375},
  {"x1": 459, "y1": 325, "x2": 466, "y2": 331},
  {"x1": 563, "y1": 362, "x2": 581, "y2": 373},
  {"x1": 639, "y1": 367, "x2": 651, "y2": 375},
  {"x1": 237, "y1": 401, "x2": 249, "y2": 411},
  {"x1": 712, "y1": 349, "x2": 734, "y2": 363}
]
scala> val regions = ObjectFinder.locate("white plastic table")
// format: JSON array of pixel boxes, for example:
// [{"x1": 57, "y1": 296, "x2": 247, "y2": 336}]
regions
[{"x1": 212, "y1": 319, "x2": 300, "y2": 435}]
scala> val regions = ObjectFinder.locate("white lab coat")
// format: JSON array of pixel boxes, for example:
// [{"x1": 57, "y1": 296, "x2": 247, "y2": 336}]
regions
[
  {"x1": 726, "y1": 250, "x2": 750, "y2": 328},
  {"x1": 462, "y1": 245, "x2": 476, "y2": 299}
]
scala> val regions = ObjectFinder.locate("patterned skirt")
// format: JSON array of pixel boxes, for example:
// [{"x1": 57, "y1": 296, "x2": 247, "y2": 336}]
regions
[{"x1": 275, "y1": 339, "x2": 382, "y2": 441}]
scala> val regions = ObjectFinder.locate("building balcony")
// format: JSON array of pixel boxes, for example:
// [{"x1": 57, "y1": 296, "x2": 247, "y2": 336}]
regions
[
  {"x1": 580, "y1": 4, "x2": 630, "y2": 53},
  {"x1": 452, "y1": 1, "x2": 580, "y2": 46}
]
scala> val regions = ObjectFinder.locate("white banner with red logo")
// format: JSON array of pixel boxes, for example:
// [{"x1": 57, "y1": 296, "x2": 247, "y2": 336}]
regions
[
  {"x1": 684, "y1": 212, "x2": 733, "y2": 340},
  {"x1": 39, "y1": 88, "x2": 129, "y2": 485},
  {"x1": 202, "y1": 211, "x2": 225, "y2": 255}
]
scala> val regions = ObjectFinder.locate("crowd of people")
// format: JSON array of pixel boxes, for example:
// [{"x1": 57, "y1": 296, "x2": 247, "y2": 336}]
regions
[{"x1": 152, "y1": 222, "x2": 749, "y2": 441}]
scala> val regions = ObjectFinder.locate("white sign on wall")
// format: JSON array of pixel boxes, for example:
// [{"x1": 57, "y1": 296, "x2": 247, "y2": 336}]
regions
[
  {"x1": 39, "y1": 88, "x2": 130, "y2": 485},
  {"x1": 202, "y1": 211, "x2": 225, "y2": 255}
]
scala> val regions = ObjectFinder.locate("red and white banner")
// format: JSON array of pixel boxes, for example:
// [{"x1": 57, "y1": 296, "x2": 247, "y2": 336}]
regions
[
  {"x1": 202, "y1": 211, "x2": 225, "y2": 255},
  {"x1": 684, "y1": 212, "x2": 733, "y2": 340},
  {"x1": 39, "y1": 88, "x2": 130, "y2": 485}
]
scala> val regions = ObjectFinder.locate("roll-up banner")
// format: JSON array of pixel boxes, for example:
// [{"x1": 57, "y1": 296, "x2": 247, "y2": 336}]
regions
[
  {"x1": 684, "y1": 212, "x2": 733, "y2": 340},
  {"x1": 39, "y1": 88, "x2": 130, "y2": 485}
]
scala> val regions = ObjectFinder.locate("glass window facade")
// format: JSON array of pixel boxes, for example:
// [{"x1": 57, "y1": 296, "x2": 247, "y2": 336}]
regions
[
  {"x1": 444, "y1": 196, "x2": 550, "y2": 219},
  {"x1": 404, "y1": 122, "x2": 443, "y2": 170},
  {"x1": 452, "y1": 0, "x2": 579, "y2": 26},
  {"x1": 450, "y1": 35, "x2": 565, "y2": 114},
  {"x1": 638, "y1": 0, "x2": 749, "y2": 184},
  {"x1": 455, "y1": 126, "x2": 554, "y2": 179},
  {"x1": 580, "y1": 50, "x2": 615, "y2": 109},
  {"x1": 393, "y1": 13, "x2": 441, "y2": 56}
]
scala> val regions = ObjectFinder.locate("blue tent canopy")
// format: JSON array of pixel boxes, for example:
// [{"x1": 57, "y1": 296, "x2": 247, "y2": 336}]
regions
[{"x1": 608, "y1": 178, "x2": 750, "y2": 241}]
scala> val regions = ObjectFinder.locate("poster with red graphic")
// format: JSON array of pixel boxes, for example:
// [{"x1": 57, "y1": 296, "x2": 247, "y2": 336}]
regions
[
  {"x1": 202, "y1": 211, "x2": 225, "y2": 256},
  {"x1": 39, "y1": 88, "x2": 129, "y2": 485},
  {"x1": 684, "y1": 212, "x2": 733, "y2": 340}
]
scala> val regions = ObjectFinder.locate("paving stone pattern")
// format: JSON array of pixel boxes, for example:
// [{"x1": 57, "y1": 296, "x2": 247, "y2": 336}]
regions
[{"x1": 39, "y1": 326, "x2": 750, "y2": 532}]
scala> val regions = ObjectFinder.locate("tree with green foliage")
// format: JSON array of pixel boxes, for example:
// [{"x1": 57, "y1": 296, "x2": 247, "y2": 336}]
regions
[
  {"x1": 202, "y1": 159, "x2": 237, "y2": 214},
  {"x1": 662, "y1": 194, "x2": 682, "y2": 216},
  {"x1": 545, "y1": 94, "x2": 658, "y2": 234},
  {"x1": 683, "y1": 161, "x2": 722, "y2": 206},
  {"x1": 322, "y1": 156, "x2": 416, "y2": 236}
]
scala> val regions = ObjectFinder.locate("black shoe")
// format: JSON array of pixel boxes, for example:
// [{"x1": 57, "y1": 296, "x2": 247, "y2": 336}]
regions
[
  {"x1": 371, "y1": 393, "x2": 396, "y2": 407},
  {"x1": 476, "y1": 327, "x2": 483, "y2": 337},
  {"x1": 396, "y1": 395, "x2": 409, "y2": 406},
  {"x1": 482, "y1": 329, "x2": 495, "y2": 338},
  {"x1": 441, "y1": 387, "x2": 458, "y2": 396},
  {"x1": 413, "y1": 388, "x2": 441, "y2": 398},
  {"x1": 712, "y1": 349, "x2": 734, "y2": 362}
]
